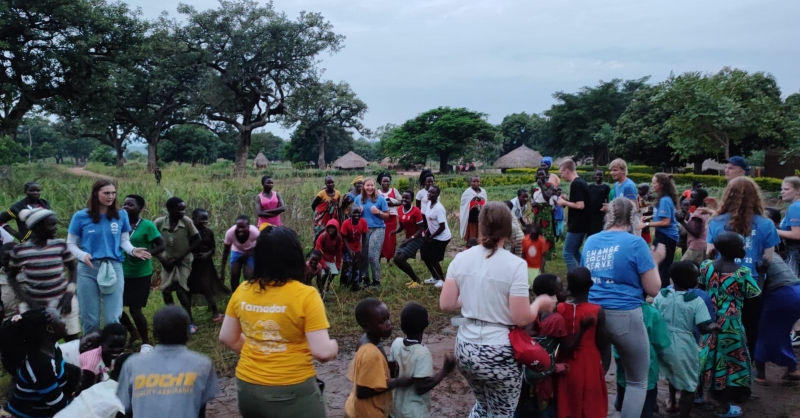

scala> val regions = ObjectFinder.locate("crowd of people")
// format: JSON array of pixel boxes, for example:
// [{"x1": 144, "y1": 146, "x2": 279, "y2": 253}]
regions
[{"x1": 0, "y1": 153, "x2": 799, "y2": 418}]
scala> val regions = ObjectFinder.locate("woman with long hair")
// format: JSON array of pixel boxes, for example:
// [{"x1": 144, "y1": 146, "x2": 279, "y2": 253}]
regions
[
  {"x1": 354, "y1": 178, "x2": 389, "y2": 289},
  {"x1": 707, "y1": 177, "x2": 780, "y2": 364},
  {"x1": 440, "y1": 202, "x2": 556, "y2": 417},
  {"x1": 377, "y1": 172, "x2": 401, "y2": 262},
  {"x1": 638, "y1": 173, "x2": 680, "y2": 288},
  {"x1": 582, "y1": 197, "x2": 664, "y2": 418},
  {"x1": 219, "y1": 226, "x2": 338, "y2": 418},
  {"x1": 0, "y1": 181, "x2": 52, "y2": 242},
  {"x1": 67, "y1": 179, "x2": 150, "y2": 335}
]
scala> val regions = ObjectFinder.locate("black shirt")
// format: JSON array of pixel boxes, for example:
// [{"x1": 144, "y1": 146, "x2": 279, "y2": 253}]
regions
[
  {"x1": 0, "y1": 198, "x2": 51, "y2": 242},
  {"x1": 587, "y1": 183, "x2": 611, "y2": 234},
  {"x1": 567, "y1": 177, "x2": 591, "y2": 233}
]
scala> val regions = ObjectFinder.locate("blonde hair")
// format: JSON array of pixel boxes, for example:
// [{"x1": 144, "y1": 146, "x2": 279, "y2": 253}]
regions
[
  {"x1": 479, "y1": 201, "x2": 512, "y2": 258},
  {"x1": 605, "y1": 197, "x2": 637, "y2": 230},
  {"x1": 609, "y1": 158, "x2": 628, "y2": 175},
  {"x1": 560, "y1": 159, "x2": 576, "y2": 172}
]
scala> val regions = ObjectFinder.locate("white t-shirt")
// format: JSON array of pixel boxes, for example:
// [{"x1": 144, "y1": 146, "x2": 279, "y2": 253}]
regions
[
  {"x1": 388, "y1": 338, "x2": 434, "y2": 418},
  {"x1": 447, "y1": 246, "x2": 529, "y2": 345},
  {"x1": 0, "y1": 227, "x2": 14, "y2": 245},
  {"x1": 416, "y1": 189, "x2": 429, "y2": 215},
  {"x1": 425, "y1": 201, "x2": 451, "y2": 241}
]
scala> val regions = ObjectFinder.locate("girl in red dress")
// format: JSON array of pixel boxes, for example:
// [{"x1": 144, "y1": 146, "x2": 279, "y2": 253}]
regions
[{"x1": 556, "y1": 267, "x2": 611, "y2": 418}]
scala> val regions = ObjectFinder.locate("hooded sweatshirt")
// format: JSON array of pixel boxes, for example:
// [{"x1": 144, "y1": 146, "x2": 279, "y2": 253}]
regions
[{"x1": 315, "y1": 219, "x2": 343, "y2": 269}]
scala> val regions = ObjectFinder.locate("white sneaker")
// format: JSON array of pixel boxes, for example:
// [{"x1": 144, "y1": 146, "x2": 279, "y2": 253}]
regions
[
  {"x1": 434, "y1": 280, "x2": 444, "y2": 288},
  {"x1": 792, "y1": 331, "x2": 800, "y2": 347},
  {"x1": 140, "y1": 344, "x2": 154, "y2": 354},
  {"x1": 424, "y1": 277, "x2": 437, "y2": 284}
]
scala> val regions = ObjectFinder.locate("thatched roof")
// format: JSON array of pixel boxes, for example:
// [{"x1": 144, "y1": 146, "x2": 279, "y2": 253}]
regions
[
  {"x1": 333, "y1": 151, "x2": 369, "y2": 169},
  {"x1": 493, "y1": 145, "x2": 544, "y2": 169},
  {"x1": 253, "y1": 152, "x2": 269, "y2": 167}
]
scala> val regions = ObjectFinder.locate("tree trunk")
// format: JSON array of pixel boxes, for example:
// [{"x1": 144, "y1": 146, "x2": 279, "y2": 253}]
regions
[
  {"x1": 147, "y1": 138, "x2": 158, "y2": 173},
  {"x1": 115, "y1": 145, "x2": 125, "y2": 168},
  {"x1": 234, "y1": 130, "x2": 252, "y2": 177},
  {"x1": 692, "y1": 155, "x2": 705, "y2": 175},
  {"x1": 317, "y1": 132, "x2": 326, "y2": 169},
  {"x1": 438, "y1": 152, "x2": 450, "y2": 174}
]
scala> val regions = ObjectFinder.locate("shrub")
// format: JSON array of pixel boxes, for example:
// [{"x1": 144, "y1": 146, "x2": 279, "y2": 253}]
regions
[
  {"x1": 293, "y1": 161, "x2": 309, "y2": 170},
  {"x1": 396, "y1": 177, "x2": 411, "y2": 192}
]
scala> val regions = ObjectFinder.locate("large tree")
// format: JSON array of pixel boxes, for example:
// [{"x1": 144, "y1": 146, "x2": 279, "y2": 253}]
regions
[
  {"x1": 653, "y1": 68, "x2": 783, "y2": 159},
  {"x1": 250, "y1": 132, "x2": 285, "y2": 161},
  {"x1": 384, "y1": 107, "x2": 496, "y2": 173},
  {"x1": 497, "y1": 112, "x2": 549, "y2": 154},
  {"x1": 283, "y1": 80, "x2": 368, "y2": 168},
  {"x1": 544, "y1": 78, "x2": 649, "y2": 165},
  {"x1": 0, "y1": 0, "x2": 141, "y2": 138},
  {"x1": 179, "y1": 0, "x2": 344, "y2": 176},
  {"x1": 284, "y1": 124, "x2": 353, "y2": 165}
]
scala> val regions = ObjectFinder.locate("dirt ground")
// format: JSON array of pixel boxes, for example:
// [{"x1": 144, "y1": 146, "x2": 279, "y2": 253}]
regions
[{"x1": 206, "y1": 326, "x2": 799, "y2": 418}]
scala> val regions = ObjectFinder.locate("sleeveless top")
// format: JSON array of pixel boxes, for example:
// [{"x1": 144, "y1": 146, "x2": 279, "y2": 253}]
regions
[
  {"x1": 378, "y1": 188, "x2": 400, "y2": 216},
  {"x1": 258, "y1": 192, "x2": 282, "y2": 227}
]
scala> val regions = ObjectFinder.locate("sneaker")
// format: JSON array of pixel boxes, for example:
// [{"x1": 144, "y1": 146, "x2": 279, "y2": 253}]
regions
[
  {"x1": 139, "y1": 344, "x2": 155, "y2": 354},
  {"x1": 792, "y1": 330, "x2": 800, "y2": 347},
  {"x1": 424, "y1": 277, "x2": 438, "y2": 284},
  {"x1": 189, "y1": 324, "x2": 198, "y2": 335},
  {"x1": 434, "y1": 280, "x2": 444, "y2": 288}
]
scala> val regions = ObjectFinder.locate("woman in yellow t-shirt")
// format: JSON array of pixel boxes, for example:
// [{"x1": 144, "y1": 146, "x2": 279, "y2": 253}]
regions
[{"x1": 219, "y1": 226, "x2": 338, "y2": 418}]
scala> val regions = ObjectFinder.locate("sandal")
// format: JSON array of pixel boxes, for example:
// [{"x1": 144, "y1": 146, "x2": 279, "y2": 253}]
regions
[
  {"x1": 754, "y1": 377, "x2": 771, "y2": 386},
  {"x1": 715, "y1": 405, "x2": 742, "y2": 418},
  {"x1": 189, "y1": 324, "x2": 198, "y2": 334}
]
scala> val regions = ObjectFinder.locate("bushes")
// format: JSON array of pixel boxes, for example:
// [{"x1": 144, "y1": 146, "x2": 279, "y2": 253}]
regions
[{"x1": 507, "y1": 165, "x2": 656, "y2": 175}]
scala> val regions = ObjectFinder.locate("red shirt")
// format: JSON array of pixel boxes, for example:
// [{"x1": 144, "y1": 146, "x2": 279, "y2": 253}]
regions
[
  {"x1": 398, "y1": 206, "x2": 424, "y2": 237},
  {"x1": 522, "y1": 235, "x2": 549, "y2": 269},
  {"x1": 341, "y1": 218, "x2": 369, "y2": 253},
  {"x1": 315, "y1": 231, "x2": 342, "y2": 269}
]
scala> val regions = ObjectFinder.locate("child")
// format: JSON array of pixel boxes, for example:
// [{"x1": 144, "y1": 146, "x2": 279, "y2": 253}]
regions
[
  {"x1": 314, "y1": 219, "x2": 343, "y2": 297},
  {"x1": 388, "y1": 303, "x2": 456, "y2": 418},
  {"x1": 613, "y1": 293, "x2": 671, "y2": 418},
  {"x1": 304, "y1": 250, "x2": 324, "y2": 287},
  {"x1": 654, "y1": 261, "x2": 719, "y2": 418},
  {"x1": 553, "y1": 187, "x2": 565, "y2": 240},
  {"x1": 220, "y1": 215, "x2": 259, "y2": 292},
  {"x1": 522, "y1": 225, "x2": 550, "y2": 289},
  {"x1": 637, "y1": 184, "x2": 653, "y2": 244},
  {"x1": 699, "y1": 232, "x2": 761, "y2": 418},
  {"x1": 516, "y1": 274, "x2": 572, "y2": 418},
  {"x1": 117, "y1": 306, "x2": 219, "y2": 418},
  {"x1": 505, "y1": 201, "x2": 525, "y2": 257},
  {"x1": 555, "y1": 267, "x2": 609, "y2": 418},
  {"x1": 676, "y1": 198, "x2": 690, "y2": 255},
  {"x1": 5, "y1": 209, "x2": 80, "y2": 341},
  {"x1": 345, "y1": 298, "x2": 412, "y2": 418},
  {"x1": 341, "y1": 207, "x2": 368, "y2": 290}
]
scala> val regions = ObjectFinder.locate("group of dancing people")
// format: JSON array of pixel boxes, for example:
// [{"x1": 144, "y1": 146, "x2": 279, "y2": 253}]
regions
[{"x1": 1, "y1": 152, "x2": 800, "y2": 418}]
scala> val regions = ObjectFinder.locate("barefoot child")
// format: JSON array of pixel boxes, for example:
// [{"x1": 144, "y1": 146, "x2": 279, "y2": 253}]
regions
[
  {"x1": 700, "y1": 232, "x2": 761, "y2": 418},
  {"x1": 346, "y1": 298, "x2": 413, "y2": 418},
  {"x1": 522, "y1": 225, "x2": 550, "y2": 289},
  {"x1": 555, "y1": 267, "x2": 610, "y2": 418},
  {"x1": 304, "y1": 250, "x2": 324, "y2": 286},
  {"x1": 341, "y1": 207, "x2": 368, "y2": 290},
  {"x1": 314, "y1": 220, "x2": 343, "y2": 297},
  {"x1": 389, "y1": 303, "x2": 456, "y2": 418},
  {"x1": 655, "y1": 261, "x2": 720, "y2": 418}
]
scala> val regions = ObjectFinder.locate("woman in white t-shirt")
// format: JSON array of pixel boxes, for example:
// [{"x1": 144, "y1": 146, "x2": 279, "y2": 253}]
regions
[
  {"x1": 421, "y1": 186, "x2": 451, "y2": 288},
  {"x1": 415, "y1": 170, "x2": 435, "y2": 216},
  {"x1": 440, "y1": 202, "x2": 557, "y2": 417}
]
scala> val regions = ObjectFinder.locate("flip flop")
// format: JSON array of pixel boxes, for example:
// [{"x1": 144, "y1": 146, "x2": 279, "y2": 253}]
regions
[
  {"x1": 715, "y1": 405, "x2": 742, "y2": 418},
  {"x1": 754, "y1": 377, "x2": 771, "y2": 386}
]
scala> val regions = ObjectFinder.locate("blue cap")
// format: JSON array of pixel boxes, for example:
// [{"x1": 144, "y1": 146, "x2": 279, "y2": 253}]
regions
[
  {"x1": 541, "y1": 157, "x2": 553, "y2": 168},
  {"x1": 726, "y1": 156, "x2": 750, "y2": 171}
]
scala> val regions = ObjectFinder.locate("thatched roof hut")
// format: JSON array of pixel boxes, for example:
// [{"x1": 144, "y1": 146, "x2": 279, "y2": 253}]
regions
[
  {"x1": 493, "y1": 145, "x2": 544, "y2": 172},
  {"x1": 333, "y1": 151, "x2": 368, "y2": 170},
  {"x1": 253, "y1": 152, "x2": 269, "y2": 169}
]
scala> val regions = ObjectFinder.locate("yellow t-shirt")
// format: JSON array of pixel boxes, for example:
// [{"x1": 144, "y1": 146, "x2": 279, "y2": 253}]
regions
[
  {"x1": 226, "y1": 280, "x2": 330, "y2": 385},
  {"x1": 345, "y1": 343, "x2": 392, "y2": 418}
]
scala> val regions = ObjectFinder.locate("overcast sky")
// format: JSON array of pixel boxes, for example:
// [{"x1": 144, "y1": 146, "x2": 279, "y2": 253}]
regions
[{"x1": 132, "y1": 0, "x2": 800, "y2": 140}]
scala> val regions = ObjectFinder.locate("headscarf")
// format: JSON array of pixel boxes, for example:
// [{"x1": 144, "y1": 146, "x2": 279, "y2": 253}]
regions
[
  {"x1": 351, "y1": 175, "x2": 364, "y2": 185},
  {"x1": 541, "y1": 157, "x2": 553, "y2": 168},
  {"x1": 19, "y1": 208, "x2": 55, "y2": 229}
]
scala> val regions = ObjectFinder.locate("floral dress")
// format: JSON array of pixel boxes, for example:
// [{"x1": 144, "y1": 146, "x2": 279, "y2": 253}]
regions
[
  {"x1": 313, "y1": 189, "x2": 341, "y2": 240},
  {"x1": 699, "y1": 260, "x2": 761, "y2": 398},
  {"x1": 532, "y1": 187, "x2": 556, "y2": 259}
]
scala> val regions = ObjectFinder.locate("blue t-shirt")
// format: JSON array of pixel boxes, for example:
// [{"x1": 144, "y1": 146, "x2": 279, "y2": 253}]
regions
[
  {"x1": 554, "y1": 204, "x2": 564, "y2": 221},
  {"x1": 780, "y1": 201, "x2": 800, "y2": 231},
  {"x1": 707, "y1": 213, "x2": 781, "y2": 274},
  {"x1": 614, "y1": 179, "x2": 638, "y2": 202},
  {"x1": 653, "y1": 196, "x2": 680, "y2": 242},
  {"x1": 354, "y1": 195, "x2": 388, "y2": 228},
  {"x1": 68, "y1": 209, "x2": 132, "y2": 262},
  {"x1": 583, "y1": 230, "x2": 656, "y2": 310}
]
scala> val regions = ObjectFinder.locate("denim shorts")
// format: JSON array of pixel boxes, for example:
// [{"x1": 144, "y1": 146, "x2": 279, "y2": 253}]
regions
[{"x1": 230, "y1": 251, "x2": 255, "y2": 269}]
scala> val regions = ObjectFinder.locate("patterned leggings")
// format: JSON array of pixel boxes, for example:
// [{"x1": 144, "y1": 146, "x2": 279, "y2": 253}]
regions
[
  {"x1": 366, "y1": 228, "x2": 385, "y2": 284},
  {"x1": 455, "y1": 338, "x2": 522, "y2": 418}
]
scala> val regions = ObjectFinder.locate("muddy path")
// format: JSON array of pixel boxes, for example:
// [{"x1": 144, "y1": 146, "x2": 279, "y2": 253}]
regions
[
  {"x1": 206, "y1": 327, "x2": 799, "y2": 418},
  {"x1": 67, "y1": 166, "x2": 115, "y2": 180}
]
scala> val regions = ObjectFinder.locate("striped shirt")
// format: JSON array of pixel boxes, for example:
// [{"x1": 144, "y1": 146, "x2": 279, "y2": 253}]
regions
[
  {"x1": 6, "y1": 348, "x2": 71, "y2": 418},
  {"x1": 8, "y1": 239, "x2": 74, "y2": 303}
]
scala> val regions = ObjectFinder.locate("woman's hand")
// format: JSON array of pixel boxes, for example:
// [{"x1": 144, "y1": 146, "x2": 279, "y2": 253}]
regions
[
  {"x1": 82, "y1": 254, "x2": 93, "y2": 268},
  {"x1": 651, "y1": 243, "x2": 667, "y2": 265},
  {"x1": 370, "y1": 206, "x2": 381, "y2": 215},
  {"x1": 131, "y1": 248, "x2": 151, "y2": 260}
]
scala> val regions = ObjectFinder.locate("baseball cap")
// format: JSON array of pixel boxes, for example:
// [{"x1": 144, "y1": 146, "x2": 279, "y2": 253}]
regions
[
  {"x1": 541, "y1": 156, "x2": 553, "y2": 168},
  {"x1": 726, "y1": 156, "x2": 750, "y2": 171}
]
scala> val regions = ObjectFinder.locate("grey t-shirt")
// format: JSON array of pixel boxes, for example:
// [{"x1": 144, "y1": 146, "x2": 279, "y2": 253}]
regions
[
  {"x1": 766, "y1": 255, "x2": 800, "y2": 291},
  {"x1": 388, "y1": 338, "x2": 434, "y2": 418},
  {"x1": 117, "y1": 345, "x2": 219, "y2": 418}
]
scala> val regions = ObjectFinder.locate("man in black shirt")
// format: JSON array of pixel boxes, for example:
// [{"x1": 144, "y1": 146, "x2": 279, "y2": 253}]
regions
[
  {"x1": 557, "y1": 159, "x2": 590, "y2": 272},
  {"x1": 587, "y1": 170, "x2": 611, "y2": 236}
]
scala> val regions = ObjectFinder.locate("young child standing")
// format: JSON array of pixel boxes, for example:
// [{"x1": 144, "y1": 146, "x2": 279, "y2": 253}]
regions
[
  {"x1": 654, "y1": 261, "x2": 720, "y2": 418},
  {"x1": 699, "y1": 232, "x2": 761, "y2": 418},
  {"x1": 341, "y1": 207, "x2": 369, "y2": 290},
  {"x1": 304, "y1": 250, "x2": 324, "y2": 286},
  {"x1": 389, "y1": 303, "x2": 456, "y2": 418},
  {"x1": 314, "y1": 219, "x2": 343, "y2": 297},
  {"x1": 555, "y1": 267, "x2": 609, "y2": 418},
  {"x1": 345, "y1": 298, "x2": 412, "y2": 418},
  {"x1": 522, "y1": 225, "x2": 550, "y2": 288}
]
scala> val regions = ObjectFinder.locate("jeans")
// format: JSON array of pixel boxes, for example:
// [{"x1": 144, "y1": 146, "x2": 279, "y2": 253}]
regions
[
  {"x1": 605, "y1": 307, "x2": 650, "y2": 418},
  {"x1": 77, "y1": 260, "x2": 124, "y2": 335},
  {"x1": 615, "y1": 385, "x2": 658, "y2": 418},
  {"x1": 562, "y1": 232, "x2": 586, "y2": 272}
]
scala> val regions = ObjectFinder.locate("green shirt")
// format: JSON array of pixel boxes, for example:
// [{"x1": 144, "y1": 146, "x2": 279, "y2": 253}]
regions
[
  {"x1": 122, "y1": 219, "x2": 161, "y2": 278},
  {"x1": 614, "y1": 302, "x2": 670, "y2": 390}
]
